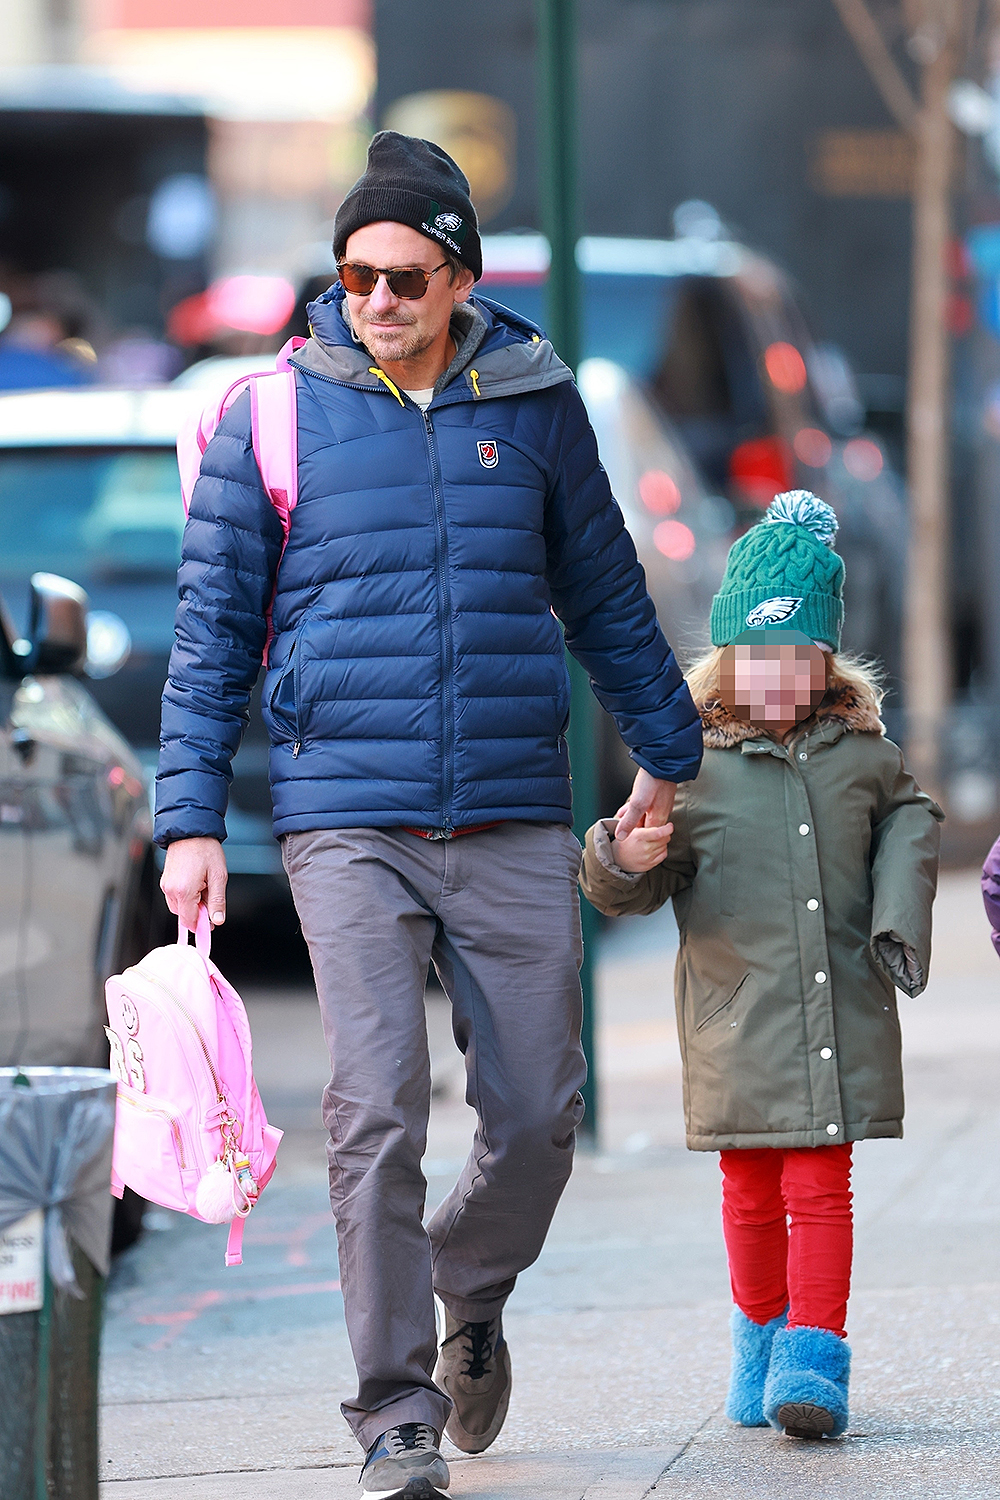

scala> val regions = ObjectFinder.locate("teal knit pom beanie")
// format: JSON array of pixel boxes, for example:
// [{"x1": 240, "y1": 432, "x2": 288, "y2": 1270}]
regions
[{"x1": 710, "y1": 490, "x2": 845, "y2": 650}]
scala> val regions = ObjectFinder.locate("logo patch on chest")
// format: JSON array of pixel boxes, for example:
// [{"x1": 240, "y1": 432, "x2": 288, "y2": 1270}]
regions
[{"x1": 477, "y1": 440, "x2": 499, "y2": 469}]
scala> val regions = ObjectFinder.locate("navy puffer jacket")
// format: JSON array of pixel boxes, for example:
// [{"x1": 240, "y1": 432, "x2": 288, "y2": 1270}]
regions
[{"x1": 155, "y1": 287, "x2": 701, "y2": 845}]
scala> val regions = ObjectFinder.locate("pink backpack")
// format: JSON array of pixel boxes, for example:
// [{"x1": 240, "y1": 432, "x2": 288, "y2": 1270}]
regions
[
  {"x1": 106, "y1": 908, "x2": 283, "y2": 1266},
  {"x1": 176, "y1": 335, "x2": 303, "y2": 663}
]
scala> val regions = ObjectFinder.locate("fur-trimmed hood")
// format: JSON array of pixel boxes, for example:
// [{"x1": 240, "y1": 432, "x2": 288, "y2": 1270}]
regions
[{"x1": 696, "y1": 680, "x2": 884, "y2": 750}]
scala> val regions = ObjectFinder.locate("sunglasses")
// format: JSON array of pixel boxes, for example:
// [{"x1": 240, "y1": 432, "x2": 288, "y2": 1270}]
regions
[{"x1": 337, "y1": 261, "x2": 449, "y2": 300}]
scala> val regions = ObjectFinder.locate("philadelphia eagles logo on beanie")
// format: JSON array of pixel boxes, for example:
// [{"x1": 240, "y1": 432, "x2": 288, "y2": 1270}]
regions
[
  {"x1": 421, "y1": 200, "x2": 468, "y2": 254},
  {"x1": 746, "y1": 597, "x2": 803, "y2": 627}
]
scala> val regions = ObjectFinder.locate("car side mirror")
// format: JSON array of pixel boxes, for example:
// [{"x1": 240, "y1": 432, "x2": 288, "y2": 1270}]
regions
[{"x1": 27, "y1": 573, "x2": 89, "y2": 676}]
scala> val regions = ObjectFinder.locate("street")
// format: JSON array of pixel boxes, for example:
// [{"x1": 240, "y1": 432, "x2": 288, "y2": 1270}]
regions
[{"x1": 99, "y1": 868, "x2": 1000, "y2": 1499}]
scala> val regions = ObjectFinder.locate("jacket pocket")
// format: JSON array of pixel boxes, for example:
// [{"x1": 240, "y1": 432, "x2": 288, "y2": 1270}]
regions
[
  {"x1": 266, "y1": 641, "x2": 300, "y2": 744},
  {"x1": 695, "y1": 973, "x2": 750, "y2": 1033},
  {"x1": 114, "y1": 1086, "x2": 193, "y2": 1213},
  {"x1": 557, "y1": 664, "x2": 572, "y2": 737}
]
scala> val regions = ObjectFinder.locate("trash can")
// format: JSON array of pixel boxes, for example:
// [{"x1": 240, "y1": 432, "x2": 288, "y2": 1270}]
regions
[{"x1": 0, "y1": 1067, "x2": 117, "y2": 1500}]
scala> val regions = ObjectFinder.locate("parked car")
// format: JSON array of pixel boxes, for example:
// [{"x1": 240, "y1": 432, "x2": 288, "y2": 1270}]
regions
[
  {"x1": 1, "y1": 572, "x2": 156, "y2": 1245},
  {"x1": 0, "y1": 382, "x2": 285, "y2": 920},
  {"x1": 480, "y1": 232, "x2": 908, "y2": 730},
  {"x1": 0, "y1": 570, "x2": 155, "y2": 1064}
]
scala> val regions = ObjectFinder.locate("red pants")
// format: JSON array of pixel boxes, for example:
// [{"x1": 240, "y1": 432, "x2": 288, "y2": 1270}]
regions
[{"x1": 719, "y1": 1145, "x2": 853, "y2": 1335}]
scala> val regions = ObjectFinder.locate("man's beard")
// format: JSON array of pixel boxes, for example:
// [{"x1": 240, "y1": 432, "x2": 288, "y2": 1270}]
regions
[{"x1": 355, "y1": 308, "x2": 438, "y2": 365}]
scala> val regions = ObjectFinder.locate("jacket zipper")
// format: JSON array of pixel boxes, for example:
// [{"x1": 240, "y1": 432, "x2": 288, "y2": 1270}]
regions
[
  {"x1": 290, "y1": 633, "x2": 303, "y2": 757},
  {"x1": 422, "y1": 410, "x2": 455, "y2": 830},
  {"x1": 119, "y1": 1092, "x2": 188, "y2": 1169},
  {"x1": 269, "y1": 638, "x2": 302, "y2": 755}
]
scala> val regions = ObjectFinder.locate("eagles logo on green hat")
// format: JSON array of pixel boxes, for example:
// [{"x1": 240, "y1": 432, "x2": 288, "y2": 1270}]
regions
[{"x1": 709, "y1": 490, "x2": 845, "y2": 651}]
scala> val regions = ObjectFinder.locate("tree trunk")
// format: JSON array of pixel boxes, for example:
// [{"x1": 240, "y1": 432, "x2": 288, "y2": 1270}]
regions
[{"x1": 903, "y1": 4, "x2": 961, "y2": 799}]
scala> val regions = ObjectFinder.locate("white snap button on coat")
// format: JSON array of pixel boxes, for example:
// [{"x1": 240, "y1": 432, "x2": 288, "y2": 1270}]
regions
[
  {"x1": 799, "y1": 752, "x2": 807, "y2": 760},
  {"x1": 820, "y1": 1047, "x2": 833, "y2": 1059},
  {"x1": 826, "y1": 1123, "x2": 839, "y2": 1135},
  {"x1": 799, "y1": 823, "x2": 810, "y2": 835},
  {"x1": 815, "y1": 970, "x2": 827, "y2": 983},
  {"x1": 807, "y1": 898, "x2": 819, "y2": 911}
]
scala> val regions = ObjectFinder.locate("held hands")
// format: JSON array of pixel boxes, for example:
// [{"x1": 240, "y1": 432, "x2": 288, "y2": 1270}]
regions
[
  {"x1": 610, "y1": 767, "x2": 676, "y2": 873},
  {"x1": 160, "y1": 837, "x2": 229, "y2": 930},
  {"x1": 610, "y1": 818, "x2": 674, "y2": 873}
]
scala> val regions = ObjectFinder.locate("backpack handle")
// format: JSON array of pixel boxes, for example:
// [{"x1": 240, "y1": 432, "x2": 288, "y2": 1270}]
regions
[{"x1": 178, "y1": 905, "x2": 212, "y2": 958}]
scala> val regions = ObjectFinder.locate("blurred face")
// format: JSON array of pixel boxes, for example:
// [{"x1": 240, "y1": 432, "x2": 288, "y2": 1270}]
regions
[
  {"x1": 342, "y1": 221, "x2": 474, "y2": 368},
  {"x1": 719, "y1": 639, "x2": 828, "y2": 735}
]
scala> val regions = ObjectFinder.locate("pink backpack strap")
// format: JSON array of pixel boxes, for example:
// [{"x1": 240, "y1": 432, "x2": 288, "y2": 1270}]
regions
[
  {"x1": 249, "y1": 371, "x2": 298, "y2": 540},
  {"x1": 178, "y1": 906, "x2": 213, "y2": 956},
  {"x1": 176, "y1": 338, "x2": 304, "y2": 517},
  {"x1": 176, "y1": 337, "x2": 303, "y2": 661},
  {"x1": 225, "y1": 1214, "x2": 246, "y2": 1267},
  {"x1": 249, "y1": 338, "x2": 303, "y2": 663}
]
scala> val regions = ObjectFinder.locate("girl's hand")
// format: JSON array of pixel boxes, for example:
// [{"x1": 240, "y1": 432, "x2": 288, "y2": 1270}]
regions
[{"x1": 611, "y1": 819, "x2": 673, "y2": 873}]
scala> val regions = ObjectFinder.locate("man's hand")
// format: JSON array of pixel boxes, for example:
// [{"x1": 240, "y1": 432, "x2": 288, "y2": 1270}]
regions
[
  {"x1": 614, "y1": 767, "x2": 677, "y2": 841},
  {"x1": 160, "y1": 837, "x2": 228, "y2": 930},
  {"x1": 610, "y1": 818, "x2": 673, "y2": 873}
]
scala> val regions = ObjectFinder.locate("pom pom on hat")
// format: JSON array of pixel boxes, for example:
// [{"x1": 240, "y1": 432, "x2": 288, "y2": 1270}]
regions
[{"x1": 764, "y1": 490, "x2": 838, "y2": 547}]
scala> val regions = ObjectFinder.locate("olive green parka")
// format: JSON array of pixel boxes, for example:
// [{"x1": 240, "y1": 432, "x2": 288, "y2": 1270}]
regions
[{"x1": 581, "y1": 683, "x2": 943, "y2": 1151}]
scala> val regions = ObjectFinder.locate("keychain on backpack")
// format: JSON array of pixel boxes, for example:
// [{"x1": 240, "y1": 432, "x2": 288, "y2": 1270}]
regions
[
  {"x1": 193, "y1": 1114, "x2": 260, "y2": 1223},
  {"x1": 194, "y1": 1156, "x2": 257, "y2": 1222}
]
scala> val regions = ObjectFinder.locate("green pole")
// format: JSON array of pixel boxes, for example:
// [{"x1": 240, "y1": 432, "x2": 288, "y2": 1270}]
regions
[
  {"x1": 537, "y1": 0, "x2": 600, "y2": 1147},
  {"x1": 33, "y1": 1268, "x2": 52, "y2": 1500}
]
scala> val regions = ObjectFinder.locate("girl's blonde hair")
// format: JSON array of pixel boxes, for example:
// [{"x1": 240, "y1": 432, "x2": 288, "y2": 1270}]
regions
[{"x1": 684, "y1": 643, "x2": 884, "y2": 714}]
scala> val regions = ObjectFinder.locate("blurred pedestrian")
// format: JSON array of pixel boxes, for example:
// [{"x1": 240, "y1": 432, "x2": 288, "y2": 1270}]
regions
[
  {"x1": 581, "y1": 491, "x2": 942, "y2": 1442},
  {"x1": 981, "y1": 834, "x2": 1000, "y2": 955},
  {"x1": 0, "y1": 270, "x2": 100, "y2": 390},
  {"x1": 155, "y1": 131, "x2": 703, "y2": 1497}
]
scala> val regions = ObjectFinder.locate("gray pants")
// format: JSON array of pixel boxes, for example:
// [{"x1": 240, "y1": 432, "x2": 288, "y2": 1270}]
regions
[{"x1": 281, "y1": 823, "x2": 587, "y2": 1449}]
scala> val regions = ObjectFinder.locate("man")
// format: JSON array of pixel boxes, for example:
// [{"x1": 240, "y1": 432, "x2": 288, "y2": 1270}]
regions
[{"x1": 157, "y1": 132, "x2": 702, "y2": 1500}]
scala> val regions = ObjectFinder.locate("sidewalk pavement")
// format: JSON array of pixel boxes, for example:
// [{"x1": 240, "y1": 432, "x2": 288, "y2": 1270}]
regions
[{"x1": 99, "y1": 871, "x2": 1000, "y2": 1499}]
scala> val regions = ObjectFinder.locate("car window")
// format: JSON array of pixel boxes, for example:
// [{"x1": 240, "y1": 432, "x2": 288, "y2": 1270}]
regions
[
  {"x1": 480, "y1": 273, "x2": 681, "y2": 379},
  {"x1": 0, "y1": 448, "x2": 184, "y2": 585}
]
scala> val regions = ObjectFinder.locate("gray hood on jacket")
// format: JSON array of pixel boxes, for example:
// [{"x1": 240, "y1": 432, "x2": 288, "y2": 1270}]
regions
[{"x1": 290, "y1": 296, "x2": 573, "y2": 403}]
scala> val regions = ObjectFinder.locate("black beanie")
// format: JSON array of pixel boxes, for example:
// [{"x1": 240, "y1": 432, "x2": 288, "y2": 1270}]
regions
[{"x1": 333, "y1": 131, "x2": 483, "y2": 281}]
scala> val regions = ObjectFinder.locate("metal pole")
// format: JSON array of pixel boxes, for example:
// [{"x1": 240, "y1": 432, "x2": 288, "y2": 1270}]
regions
[{"x1": 537, "y1": 0, "x2": 600, "y2": 1145}]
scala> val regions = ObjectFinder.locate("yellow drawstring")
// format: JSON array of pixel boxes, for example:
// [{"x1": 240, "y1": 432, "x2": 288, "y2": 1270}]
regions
[
  {"x1": 368, "y1": 367, "x2": 405, "y2": 406},
  {"x1": 531, "y1": 334, "x2": 540, "y2": 343},
  {"x1": 469, "y1": 369, "x2": 481, "y2": 398}
]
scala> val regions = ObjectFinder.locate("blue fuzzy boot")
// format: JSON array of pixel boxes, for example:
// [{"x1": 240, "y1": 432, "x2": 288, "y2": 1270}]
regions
[
  {"x1": 763, "y1": 1325, "x2": 851, "y2": 1438},
  {"x1": 726, "y1": 1307, "x2": 788, "y2": 1426}
]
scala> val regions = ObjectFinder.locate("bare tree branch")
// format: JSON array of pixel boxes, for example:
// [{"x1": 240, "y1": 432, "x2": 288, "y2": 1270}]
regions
[{"x1": 831, "y1": 0, "x2": 921, "y2": 131}]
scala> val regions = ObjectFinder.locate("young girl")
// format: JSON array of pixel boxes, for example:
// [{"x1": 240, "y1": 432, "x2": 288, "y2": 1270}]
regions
[{"x1": 581, "y1": 491, "x2": 942, "y2": 1440}]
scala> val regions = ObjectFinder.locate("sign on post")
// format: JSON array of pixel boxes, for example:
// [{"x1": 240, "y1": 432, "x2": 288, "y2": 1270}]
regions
[{"x1": 0, "y1": 1209, "x2": 44, "y2": 1315}]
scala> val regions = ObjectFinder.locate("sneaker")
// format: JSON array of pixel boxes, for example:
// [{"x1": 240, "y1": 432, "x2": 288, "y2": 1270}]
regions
[
  {"x1": 434, "y1": 1308, "x2": 512, "y2": 1454},
  {"x1": 359, "y1": 1423, "x2": 450, "y2": 1499}
]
